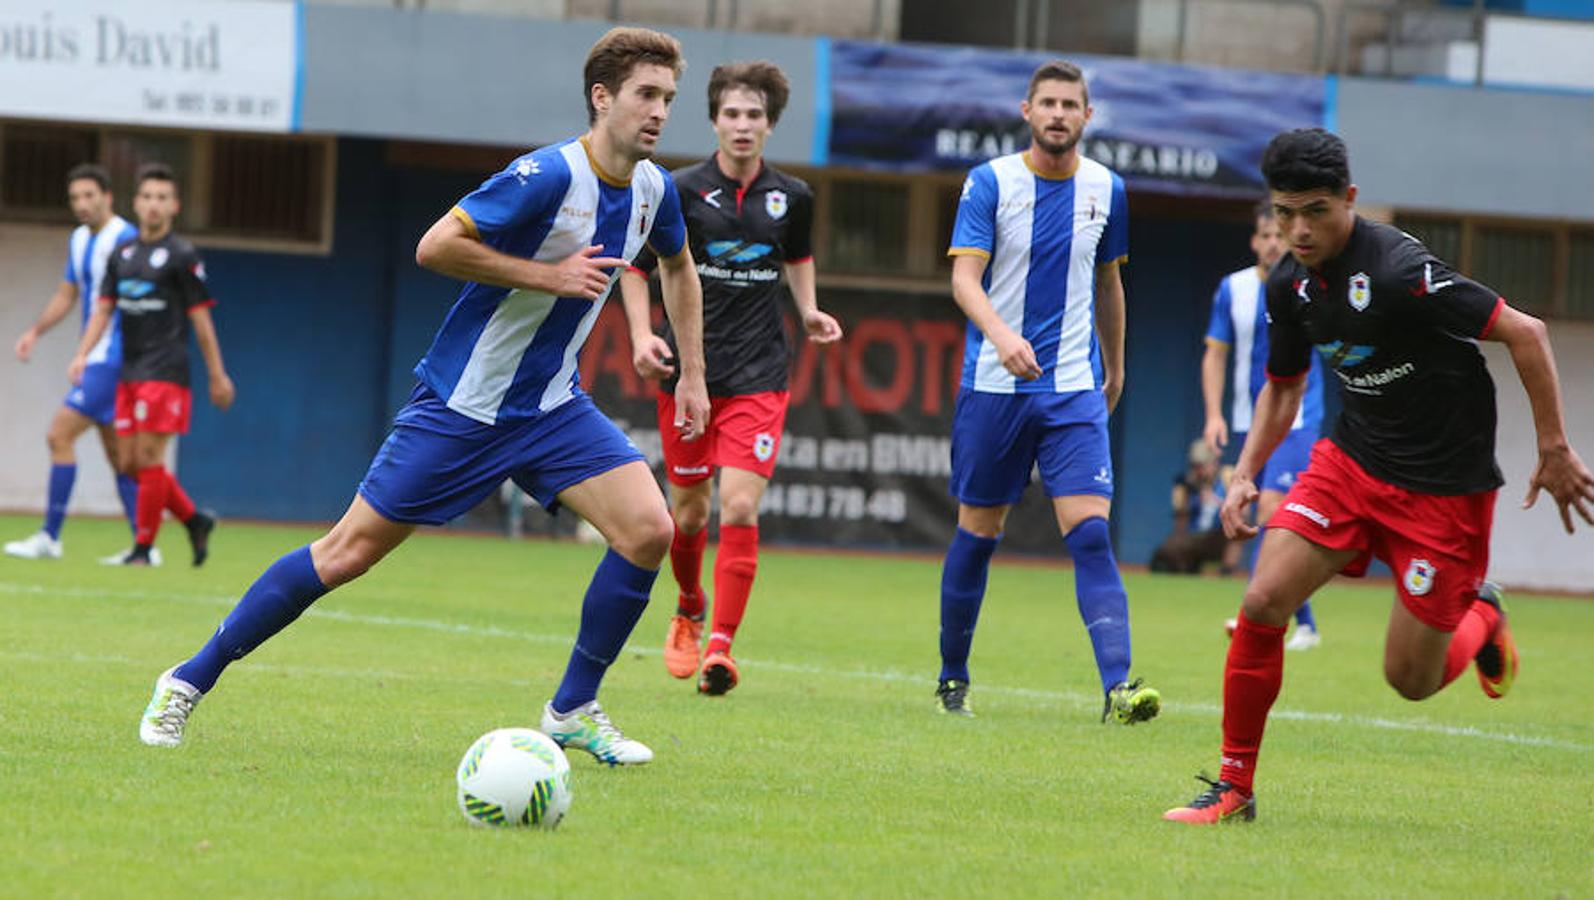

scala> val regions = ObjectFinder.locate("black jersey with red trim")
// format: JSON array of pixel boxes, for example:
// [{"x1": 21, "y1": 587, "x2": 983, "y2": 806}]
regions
[
  {"x1": 1266, "y1": 217, "x2": 1504, "y2": 495},
  {"x1": 633, "y1": 156, "x2": 814, "y2": 396},
  {"x1": 100, "y1": 232, "x2": 214, "y2": 386}
]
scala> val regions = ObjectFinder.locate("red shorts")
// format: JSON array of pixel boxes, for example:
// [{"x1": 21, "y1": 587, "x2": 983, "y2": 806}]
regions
[
  {"x1": 1267, "y1": 439, "x2": 1495, "y2": 632},
  {"x1": 115, "y1": 381, "x2": 192, "y2": 436},
  {"x1": 657, "y1": 390, "x2": 789, "y2": 485}
]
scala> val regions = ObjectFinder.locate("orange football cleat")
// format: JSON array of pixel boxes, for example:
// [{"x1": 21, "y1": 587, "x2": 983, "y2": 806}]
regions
[
  {"x1": 698, "y1": 650, "x2": 740, "y2": 696},
  {"x1": 1163, "y1": 775, "x2": 1256, "y2": 825},
  {"x1": 663, "y1": 614, "x2": 703, "y2": 680}
]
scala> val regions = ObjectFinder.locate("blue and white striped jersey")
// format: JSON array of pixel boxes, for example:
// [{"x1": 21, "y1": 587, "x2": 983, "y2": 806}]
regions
[
  {"x1": 414, "y1": 137, "x2": 686, "y2": 424},
  {"x1": 1205, "y1": 266, "x2": 1323, "y2": 433},
  {"x1": 948, "y1": 152, "x2": 1128, "y2": 395},
  {"x1": 64, "y1": 214, "x2": 137, "y2": 366}
]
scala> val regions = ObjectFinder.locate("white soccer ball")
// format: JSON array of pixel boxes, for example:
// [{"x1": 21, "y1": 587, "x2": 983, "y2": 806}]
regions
[{"x1": 456, "y1": 728, "x2": 572, "y2": 829}]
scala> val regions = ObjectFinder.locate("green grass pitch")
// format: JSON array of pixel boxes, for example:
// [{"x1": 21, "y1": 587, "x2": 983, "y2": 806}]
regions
[{"x1": 2, "y1": 514, "x2": 1589, "y2": 897}]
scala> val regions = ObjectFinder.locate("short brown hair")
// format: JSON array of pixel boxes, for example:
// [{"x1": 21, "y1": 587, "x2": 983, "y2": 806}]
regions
[
  {"x1": 583, "y1": 27, "x2": 685, "y2": 124},
  {"x1": 1027, "y1": 60, "x2": 1089, "y2": 106},
  {"x1": 134, "y1": 162, "x2": 179, "y2": 197},
  {"x1": 707, "y1": 61, "x2": 791, "y2": 125}
]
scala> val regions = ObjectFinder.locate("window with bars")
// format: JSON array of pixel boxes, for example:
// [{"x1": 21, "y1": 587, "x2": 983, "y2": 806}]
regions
[
  {"x1": 825, "y1": 178, "x2": 909, "y2": 273},
  {"x1": 209, "y1": 136, "x2": 328, "y2": 242},
  {"x1": 1568, "y1": 229, "x2": 1594, "y2": 320},
  {"x1": 0, "y1": 123, "x2": 99, "y2": 218},
  {"x1": 1393, "y1": 212, "x2": 1591, "y2": 321}
]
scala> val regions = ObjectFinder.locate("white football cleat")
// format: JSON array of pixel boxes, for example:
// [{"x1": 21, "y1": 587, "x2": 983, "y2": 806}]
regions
[
  {"x1": 99, "y1": 547, "x2": 163, "y2": 567},
  {"x1": 140, "y1": 667, "x2": 203, "y2": 747},
  {"x1": 4, "y1": 531, "x2": 62, "y2": 560},
  {"x1": 1285, "y1": 624, "x2": 1321, "y2": 652},
  {"x1": 539, "y1": 700, "x2": 652, "y2": 766}
]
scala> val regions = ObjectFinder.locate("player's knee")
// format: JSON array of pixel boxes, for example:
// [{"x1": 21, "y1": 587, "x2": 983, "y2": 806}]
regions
[
  {"x1": 1063, "y1": 516, "x2": 1111, "y2": 559},
  {"x1": 1383, "y1": 660, "x2": 1438, "y2": 701},
  {"x1": 719, "y1": 491, "x2": 760, "y2": 526},
  {"x1": 45, "y1": 425, "x2": 74, "y2": 456},
  {"x1": 614, "y1": 506, "x2": 673, "y2": 568},
  {"x1": 313, "y1": 536, "x2": 383, "y2": 588},
  {"x1": 1239, "y1": 584, "x2": 1295, "y2": 627},
  {"x1": 673, "y1": 497, "x2": 710, "y2": 534}
]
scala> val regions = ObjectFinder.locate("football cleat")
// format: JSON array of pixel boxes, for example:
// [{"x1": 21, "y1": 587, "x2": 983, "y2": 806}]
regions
[
  {"x1": 539, "y1": 700, "x2": 652, "y2": 766},
  {"x1": 140, "y1": 667, "x2": 203, "y2": 747},
  {"x1": 1104, "y1": 677, "x2": 1161, "y2": 724},
  {"x1": 4, "y1": 530, "x2": 62, "y2": 560},
  {"x1": 1163, "y1": 774, "x2": 1256, "y2": 824},
  {"x1": 1473, "y1": 582, "x2": 1518, "y2": 700},
  {"x1": 663, "y1": 613, "x2": 703, "y2": 680},
  {"x1": 185, "y1": 510, "x2": 217, "y2": 567},
  {"x1": 698, "y1": 651, "x2": 740, "y2": 696},
  {"x1": 1284, "y1": 624, "x2": 1321, "y2": 652},
  {"x1": 99, "y1": 546, "x2": 163, "y2": 567},
  {"x1": 935, "y1": 679, "x2": 974, "y2": 717}
]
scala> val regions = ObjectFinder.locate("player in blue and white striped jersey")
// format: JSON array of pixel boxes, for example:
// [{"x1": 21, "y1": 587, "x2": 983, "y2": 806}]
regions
[
  {"x1": 6, "y1": 164, "x2": 144, "y2": 564},
  {"x1": 137, "y1": 28, "x2": 709, "y2": 765},
  {"x1": 935, "y1": 61, "x2": 1160, "y2": 725},
  {"x1": 1201, "y1": 204, "x2": 1326, "y2": 650}
]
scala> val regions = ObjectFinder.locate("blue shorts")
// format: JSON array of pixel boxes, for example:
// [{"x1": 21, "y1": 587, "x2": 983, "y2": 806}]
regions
[
  {"x1": 64, "y1": 362, "x2": 119, "y2": 425},
  {"x1": 357, "y1": 385, "x2": 645, "y2": 526},
  {"x1": 1259, "y1": 428, "x2": 1317, "y2": 495},
  {"x1": 949, "y1": 389, "x2": 1112, "y2": 507}
]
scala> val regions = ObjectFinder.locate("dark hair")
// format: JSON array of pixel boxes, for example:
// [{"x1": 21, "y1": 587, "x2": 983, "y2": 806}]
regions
[
  {"x1": 583, "y1": 26, "x2": 685, "y2": 124},
  {"x1": 707, "y1": 61, "x2": 790, "y2": 125},
  {"x1": 1253, "y1": 198, "x2": 1275, "y2": 221},
  {"x1": 1261, "y1": 128, "x2": 1349, "y2": 194},
  {"x1": 134, "y1": 162, "x2": 179, "y2": 197},
  {"x1": 66, "y1": 163, "x2": 111, "y2": 193},
  {"x1": 1027, "y1": 60, "x2": 1089, "y2": 106}
]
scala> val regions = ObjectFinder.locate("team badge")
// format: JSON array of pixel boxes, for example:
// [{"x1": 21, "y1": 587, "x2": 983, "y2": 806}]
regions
[
  {"x1": 753, "y1": 432, "x2": 776, "y2": 462},
  {"x1": 1348, "y1": 272, "x2": 1371, "y2": 311},
  {"x1": 192, "y1": 261, "x2": 207, "y2": 280},
  {"x1": 765, "y1": 190, "x2": 787, "y2": 220},
  {"x1": 1403, "y1": 559, "x2": 1436, "y2": 596},
  {"x1": 150, "y1": 247, "x2": 169, "y2": 269}
]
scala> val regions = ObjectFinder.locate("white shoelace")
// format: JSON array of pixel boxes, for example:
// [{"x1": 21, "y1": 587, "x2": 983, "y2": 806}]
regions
[{"x1": 151, "y1": 689, "x2": 196, "y2": 736}]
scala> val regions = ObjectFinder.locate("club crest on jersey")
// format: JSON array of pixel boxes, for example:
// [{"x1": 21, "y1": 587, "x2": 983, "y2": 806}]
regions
[
  {"x1": 1348, "y1": 272, "x2": 1371, "y2": 311},
  {"x1": 765, "y1": 190, "x2": 787, "y2": 220},
  {"x1": 753, "y1": 432, "x2": 776, "y2": 462},
  {"x1": 1403, "y1": 559, "x2": 1436, "y2": 596},
  {"x1": 149, "y1": 247, "x2": 169, "y2": 269}
]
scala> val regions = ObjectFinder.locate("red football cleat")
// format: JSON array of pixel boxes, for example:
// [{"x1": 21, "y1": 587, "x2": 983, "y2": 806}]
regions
[{"x1": 1163, "y1": 775, "x2": 1256, "y2": 825}]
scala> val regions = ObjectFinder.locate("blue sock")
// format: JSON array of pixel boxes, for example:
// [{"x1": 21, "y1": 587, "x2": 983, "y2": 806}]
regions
[
  {"x1": 43, "y1": 464, "x2": 75, "y2": 540},
  {"x1": 174, "y1": 546, "x2": 328, "y2": 693},
  {"x1": 1295, "y1": 600, "x2": 1317, "y2": 630},
  {"x1": 939, "y1": 527, "x2": 1000, "y2": 683},
  {"x1": 1063, "y1": 517, "x2": 1132, "y2": 695},
  {"x1": 115, "y1": 473, "x2": 140, "y2": 536},
  {"x1": 552, "y1": 549, "x2": 656, "y2": 714}
]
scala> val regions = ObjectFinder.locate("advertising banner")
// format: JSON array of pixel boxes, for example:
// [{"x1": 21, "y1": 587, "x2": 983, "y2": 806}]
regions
[
  {"x1": 0, "y1": 0, "x2": 300, "y2": 132},
  {"x1": 829, "y1": 40, "x2": 1325, "y2": 197}
]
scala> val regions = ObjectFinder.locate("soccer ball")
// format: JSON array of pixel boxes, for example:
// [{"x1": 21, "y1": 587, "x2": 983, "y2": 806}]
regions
[{"x1": 456, "y1": 728, "x2": 573, "y2": 829}]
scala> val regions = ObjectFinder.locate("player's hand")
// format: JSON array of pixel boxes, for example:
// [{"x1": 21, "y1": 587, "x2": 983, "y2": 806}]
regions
[
  {"x1": 210, "y1": 371, "x2": 236, "y2": 411},
  {"x1": 802, "y1": 309, "x2": 843, "y2": 344},
  {"x1": 1203, "y1": 416, "x2": 1229, "y2": 454},
  {"x1": 15, "y1": 329, "x2": 38, "y2": 362},
  {"x1": 1221, "y1": 474, "x2": 1261, "y2": 540},
  {"x1": 631, "y1": 334, "x2": 675, "y2": 380},
  {"x1": 674, "y1": 374, "x2": 710, "y2": 443},
  {"x1": 555, "y1": 245, "x2": 627, "y2": 300},
  {"x1": 1523, "y1": 443, "x2": 1594, "y2": 534},
  {"x1": 1102, "y1": 371, "x2": 1124, "y2": 414},
  {"x1": 992, "y1": 328, "x2": 1042, "y2": 381},
  {"x1": 66, "y1": 354, "x2": 86, "y2": 386}
]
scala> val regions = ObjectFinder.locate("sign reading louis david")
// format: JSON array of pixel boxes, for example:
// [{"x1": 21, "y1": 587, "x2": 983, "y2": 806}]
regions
[
  {"x1": 828, "y1": 41, "x2": 1325, "y2": 197},
  {"x1": 0, "y1": 0, "x2": 300, "y2": 132}
]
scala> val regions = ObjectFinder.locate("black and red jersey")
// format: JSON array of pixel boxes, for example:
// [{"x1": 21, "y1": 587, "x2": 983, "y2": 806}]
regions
[
  {"x1": 1266, "y1": 217, "x2": 1504, "y2": 495},
  {"x1": 100, "y1": 232, "x2": 214, "y2": 386},
  {"x1": 633, "y1": 155, "x2": 814, "y2": 397}
]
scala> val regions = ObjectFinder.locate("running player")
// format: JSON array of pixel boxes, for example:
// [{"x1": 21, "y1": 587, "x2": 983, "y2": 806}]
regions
[
  {"x1": 136, "y1": 28, "x2": 710, "y2": 767},
  {"x1": 619, "y1": 60, "x2": 842, "y2": 696},
  {"x1": 70, "y1": 163, "x2": 230, "y2": 567},
  {"x1": 936, "y1": 60, "x2": 1160, "y2": 724},
  {"x1": 5, "y1": 164, "x2": 148, "y2": 564},
  {"x1": 1165, "y1": 128, "x2": 1594, "y2": 824},
  {"x1": 1203, "y1": 203, "x2": 1324, "y2": 650}
]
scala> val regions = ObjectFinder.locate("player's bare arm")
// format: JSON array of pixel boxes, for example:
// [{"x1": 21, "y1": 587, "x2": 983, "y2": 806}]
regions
[
  {"x1": 415, "y1": 212, "x2": 626, "y2": 301},
  {"x1": 66, "y1": 298, "x2": 114, "y2": 385},
  {"x1": 656, "y1": 245, "x2": 709, "y2": 441},
  {"x1": 1487, "y1": 304, "x2": 1594, "y2": 532},
  {"x1": 189, "y1": 305, "x2": 235, "y2": 411},
  {"x1": 1094, "y1": 260, "x2": 1126, "y2": 412},
  {"x1": 783, "y1": 258, "x2": 842, "y2": 344},
  {"x1": 15, "y1": 281, "x2": 78, "y2": 362},
  {"x1": 1201, "y1": 337, "x2": 1231, "y2": 452},
  {"x1": 1221, "y1": 375, "x2": 1305, "y2": 539},
  {"x1": 617, "y1": 267, "x2": 675, "y2": 380},
  {"x1": 950, "y1": 253, "x2": 1041, "y2": 380}
]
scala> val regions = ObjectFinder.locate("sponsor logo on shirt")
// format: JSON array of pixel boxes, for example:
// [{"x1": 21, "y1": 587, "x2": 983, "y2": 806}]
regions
[
  {"x1": 702, "y1": 188, "x2": 723, "y2": 209},
  {"x1": 1284, "y1": 502, "x2": 1330, "y2": 528},
  {"x1": 559, "y1": 205, "x2": 594, "y2": 220},
  {"x1": 1412, "y1": 262, "x2": 1454, "y2": 297},
  {"x1": 118, "y1": 298, "x2": 169, "y2": 313},
  {"x1": 1348, "y1": 271, "x2": 1370, "y2": 311},
  {"x1": 1403, "y1": 558, "x2": 1436, "y2": 596},
  {"x1": 1316, "y1": 340, "x2": 1376, "y2": 368},
  {"x1": 515, "y1": 159, "x2": 540, "y2": 182},
  {"x1": 1333, "y1": 361, "x2": 1415, "y2": 395},
  {"x1": 1295, "y1": 277, "x2": 1312, "y2": 304}
]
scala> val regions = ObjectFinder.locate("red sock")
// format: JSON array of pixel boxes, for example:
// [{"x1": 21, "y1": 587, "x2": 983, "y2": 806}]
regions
[
  {"x1": 670, "y1": 523, "x2": 708, "y2": 617},
  {"x1": 1219, "y1": 611, "x2": 1287, "y2": 795},
  {"x1": 1441, "y1": 598, "x2": 1501, "y2": 686},
  {"x1": 135, "y1": 466, "x2": 170, "y2": 546},
  {"x1": 164, "y1": 469, "x2": 196, "y2": 523},
  {"x1": 708, "y1": 524, "x2": 758, "y2": 655}
]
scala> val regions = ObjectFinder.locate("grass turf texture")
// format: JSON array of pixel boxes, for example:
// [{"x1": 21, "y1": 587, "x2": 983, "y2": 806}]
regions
[{"x1": 2, "y1": 514, "x2": 1589, "y2": 897}]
